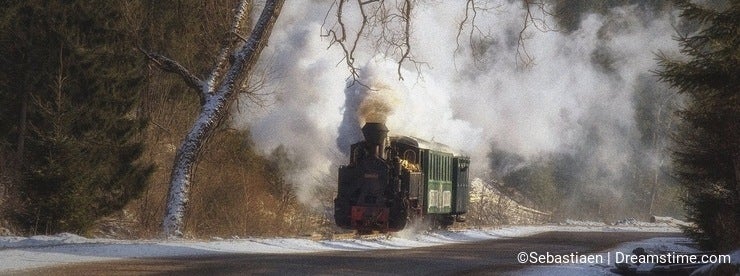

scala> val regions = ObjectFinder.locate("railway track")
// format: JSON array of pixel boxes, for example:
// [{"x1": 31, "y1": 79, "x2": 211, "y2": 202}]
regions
[
  {"x1": 321, "y1": 223, "x2": 473, "y2": 241},
  {"x1": 323, "y1": 231, "x2": 394, "y2": 240}
]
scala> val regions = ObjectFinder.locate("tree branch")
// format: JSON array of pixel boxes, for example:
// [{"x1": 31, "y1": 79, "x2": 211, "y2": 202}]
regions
[
  {"x1": 323, "y1": 0, "x2": 557, "y2": 79},
  {"x1": 138, "y1": 47, "x2": 205, "y2": 103},
  {"x1": 397, "y1": 0, "x2": 411, "y2": 80},
  {"x1": 206, "y1": 0, "x2": 252, "y2": 95},
  {"x1": 323, "y1": 0, "x2": 361, "y2": 81},
  {"x1": 454, "y1": 0, "x2": 498, "y2": 64},
  {"x1": 322, "y1": 0, "x2": 421, "y2": 82},
  {"x1": 518, "y1": 0, "x2": 557, "y2": 67}
]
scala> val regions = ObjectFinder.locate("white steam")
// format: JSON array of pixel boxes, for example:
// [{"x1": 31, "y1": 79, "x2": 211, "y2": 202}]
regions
[
  {"x1": 233, "y1": 2, "x2": 680, "y2": 208},
  {"x1": 336, "y1": 61, "x2": 405, "y2": 154}
]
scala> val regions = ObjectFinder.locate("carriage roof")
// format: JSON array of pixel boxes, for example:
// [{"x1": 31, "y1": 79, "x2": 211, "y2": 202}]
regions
[{"x1": 390, "y1": 135, "x2": 461, "y2": 156}]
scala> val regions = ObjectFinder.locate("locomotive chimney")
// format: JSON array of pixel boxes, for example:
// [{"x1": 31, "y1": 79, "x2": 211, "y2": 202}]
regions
[{"x1": 362, "y1": 122, "x2": 388, "y2": 158}]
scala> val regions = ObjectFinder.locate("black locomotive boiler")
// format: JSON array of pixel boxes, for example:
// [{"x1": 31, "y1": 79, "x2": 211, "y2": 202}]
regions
[{"x1": 334, "y1": 122, "x2": 470, "y2": 233}]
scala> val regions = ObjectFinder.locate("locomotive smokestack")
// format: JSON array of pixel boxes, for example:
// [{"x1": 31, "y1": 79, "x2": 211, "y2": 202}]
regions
[
  {"x1": 362, "y1": 122, "x2": 388, "y2": 146},
  {"x1": 362, "y1": 122, "x2": 388, "y2": 158}
]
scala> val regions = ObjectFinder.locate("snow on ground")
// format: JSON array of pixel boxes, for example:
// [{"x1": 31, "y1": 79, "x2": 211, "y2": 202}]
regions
[
  {"x1": 0, "y1": 223, "x2": 681, "y2": 273},
  {"x1": 515, "y1": 225, "x2": 739, "y2": 276},
  {"x1": 515, "y1": 236, "x2": 699, "y2": 276}
]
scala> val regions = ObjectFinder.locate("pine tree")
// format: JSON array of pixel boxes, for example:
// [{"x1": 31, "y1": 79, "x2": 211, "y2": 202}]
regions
[
  {"x1": 0, "y1": 1, "x2": 153, "y2": 234},
  {"x1": 657, "y1": 0, "x2": 739, "y2": 250}
]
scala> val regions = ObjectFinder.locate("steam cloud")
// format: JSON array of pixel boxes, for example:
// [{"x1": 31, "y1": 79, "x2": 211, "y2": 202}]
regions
[
  {"x1": 234, "y1": 1, "x2": 681, "y2": 211},
  {"x1": 336, "y1": 63, "x2": 404, "y2": 155}
]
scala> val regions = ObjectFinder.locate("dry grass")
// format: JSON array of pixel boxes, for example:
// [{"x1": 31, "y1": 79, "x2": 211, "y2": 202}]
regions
[{"x1": 116, "y1": 73, "x2": 318, "y2": 238}]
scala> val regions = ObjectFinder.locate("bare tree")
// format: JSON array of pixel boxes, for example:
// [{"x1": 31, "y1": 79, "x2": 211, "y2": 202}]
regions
[
  {"x1": 142, "y1": 0, "x2": 285, "y2": 238},
  {"x1": 322, "y1": 0, "x2": 555, "y2": 82},
  {"x1": 322, "y1": 0, "x2": 418, "y2": 82},
  {"x1": 516, "y1": 0, "x2": 557, "y2": 67},
  {"x1": 143, "y1": 0, "x2": 552, "y2": 238}
]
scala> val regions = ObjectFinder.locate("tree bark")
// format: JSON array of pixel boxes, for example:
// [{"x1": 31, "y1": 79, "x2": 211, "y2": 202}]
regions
[{"x1": 162, "y1": 0, "x2": 285, "y2": 238}]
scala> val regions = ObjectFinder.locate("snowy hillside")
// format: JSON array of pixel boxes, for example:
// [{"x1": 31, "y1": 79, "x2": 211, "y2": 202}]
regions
[{"x1": 468, "y1": 178, "x2": 551, "y2": 224}]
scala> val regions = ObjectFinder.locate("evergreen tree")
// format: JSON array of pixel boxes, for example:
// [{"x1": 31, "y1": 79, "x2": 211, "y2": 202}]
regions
[
  {"x1": 0, "y1": 1, "x2": 152, "y2": 234},
  {"x1": 657, "y1": 0, "x2": 739, "y2": 250},
  {"x1": 632, "y1": 76, "x2": 681, "y2": 217}
]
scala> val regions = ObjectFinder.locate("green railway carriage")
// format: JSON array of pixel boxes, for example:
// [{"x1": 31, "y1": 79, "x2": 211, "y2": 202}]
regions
[
  {"x1": 392, "y1": 136, "x2": 470, "y2": 223},
  {"x1": 422, "y1": 149, "x2": 453, "y2": 214}
]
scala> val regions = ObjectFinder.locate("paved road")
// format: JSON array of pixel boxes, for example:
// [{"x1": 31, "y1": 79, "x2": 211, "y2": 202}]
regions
[{"x1": 19, "y1": 231, "x2": 683, "y2": 275}]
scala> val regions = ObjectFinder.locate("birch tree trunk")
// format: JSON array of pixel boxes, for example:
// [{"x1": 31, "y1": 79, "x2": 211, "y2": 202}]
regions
[{"x1": 159, "y1": 0, "x2": 285, "y2": 238}]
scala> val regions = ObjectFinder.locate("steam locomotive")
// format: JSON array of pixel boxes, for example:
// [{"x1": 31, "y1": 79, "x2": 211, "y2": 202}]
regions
[{"x1": 334, "y1": 122, "x2": 470, "y2": 233}]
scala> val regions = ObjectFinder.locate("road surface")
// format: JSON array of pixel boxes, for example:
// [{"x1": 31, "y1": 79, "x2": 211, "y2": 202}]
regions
[{"x1": 17, "y1": 231, "x2": 683, "y2": 275}]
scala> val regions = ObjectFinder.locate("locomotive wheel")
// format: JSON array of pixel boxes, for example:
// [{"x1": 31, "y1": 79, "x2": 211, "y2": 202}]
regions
[{"x1": 388, "y1": 196, "x2": 408, "y2": 231}]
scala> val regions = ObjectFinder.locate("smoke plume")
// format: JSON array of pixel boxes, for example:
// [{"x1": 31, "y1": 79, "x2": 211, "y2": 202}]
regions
[
  {"x1": 233, "y1": 1, "x2": 682, "y2": 215},
  {"x1": 336, "y1": 62, "x2": 404, "y2": 155}
]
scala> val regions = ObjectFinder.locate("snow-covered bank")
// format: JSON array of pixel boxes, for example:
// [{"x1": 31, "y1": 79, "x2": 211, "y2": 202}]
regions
[{"x1": 0, "y1": 224, "x2": 681, "y2": 273}]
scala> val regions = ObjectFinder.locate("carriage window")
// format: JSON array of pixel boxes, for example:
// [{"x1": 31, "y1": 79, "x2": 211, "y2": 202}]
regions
[
  {"x1": 435, "y1": 155, "x2": 439, "y2": 180},
  {"x1": 428, "y1": 154, "x2": 432, "y2": 180},
  {"x1": 432, "y1": 155, "x2": 436, "y2": 180},
  {"x1": 444, "y1": 156, "x2": 447, "y2": 181},
  {"x1": 442, "y1": 156, "x2": 446, "y2": 181},
  {"x1": 437, "y1": 155, "x2": 441, "y2": 180},
  {"x1": 430, "y1": 154, "x2": 435, "y2": 180},
  {"x1": 432, "y1": 155, "x2": 438, "y2": 179},
  {"x1": 439, "y1": 156, "x2": 447, "y2": 180},
  {"x1": 441, "y1": 156, "x2": 444, "y2": 181},
  {"x1": 436, "y1": 155, "x2": 440, "y2": 180},
  {"x1": 442, "y1": 155, "x2": 445, "y2": 180},
  {"x1": 442, "y1": 156, "x2": 450, "y2": 181}
]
